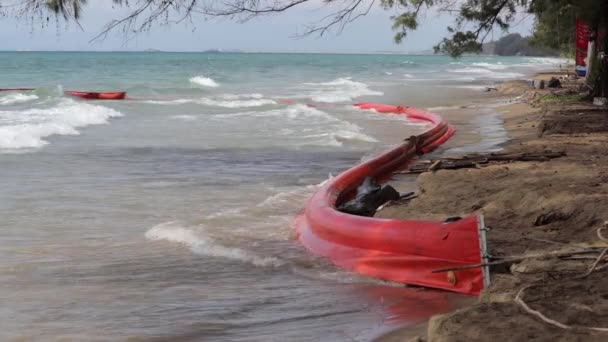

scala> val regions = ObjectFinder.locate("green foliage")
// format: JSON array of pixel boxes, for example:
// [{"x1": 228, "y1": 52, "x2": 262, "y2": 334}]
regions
[
  {"x1": 492, "y1": 33, "x2": 558, "y2": 56},
  {"x1": 46, "y1": 0, "x2": 87, "y2": 19},
  {"x1": 540, "y1": 93, "x2": 583, "y2": 104},
  {"x1": 528, "y1": 2, "x2": 575, "y2": 56},
  {"x1": 19, "y1": 0, "x2": 606, "y2": 62},
  {"x1": 434, "y1": 31, "x2": 483, "y2": 57}
]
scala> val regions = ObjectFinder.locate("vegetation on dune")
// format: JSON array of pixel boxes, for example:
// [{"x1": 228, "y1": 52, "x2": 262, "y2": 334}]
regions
[{"x1": 541, "y1": 93, "x2": 584, "y2": 104}]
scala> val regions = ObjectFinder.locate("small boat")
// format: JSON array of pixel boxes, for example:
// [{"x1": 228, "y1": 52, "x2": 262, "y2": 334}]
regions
[{"x1": 64, "y1": 91, "x2": 127, "y2": 100}]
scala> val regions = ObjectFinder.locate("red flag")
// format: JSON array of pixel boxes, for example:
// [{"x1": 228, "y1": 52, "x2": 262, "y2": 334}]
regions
[{"x1": 575, "y1": 18, "x2": 590, "y2": 76}]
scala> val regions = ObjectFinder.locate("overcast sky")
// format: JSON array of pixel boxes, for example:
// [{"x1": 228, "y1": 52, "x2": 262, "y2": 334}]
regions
[{"x1": 0, "y1": 1, "x2": 535, "y2": 53}]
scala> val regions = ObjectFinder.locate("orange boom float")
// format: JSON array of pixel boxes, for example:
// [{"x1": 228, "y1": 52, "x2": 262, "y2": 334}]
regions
[
  {"x1": 292, "y1": 103, "x2": 489, "y2": 295},
  {"x1": 64, "y1": 91, "x2": 127, "y2": 100}
]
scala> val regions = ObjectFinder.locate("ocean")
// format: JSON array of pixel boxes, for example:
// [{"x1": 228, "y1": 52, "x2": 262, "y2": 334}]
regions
[{"x1": 0, "y1": 52, "x2": 563, "y2": 341}]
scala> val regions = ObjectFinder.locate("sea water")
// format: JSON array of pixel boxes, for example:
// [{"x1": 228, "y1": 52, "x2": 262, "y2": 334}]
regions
[{"x1": 0, "y1": 52, "x2": 563, "y2": 340}]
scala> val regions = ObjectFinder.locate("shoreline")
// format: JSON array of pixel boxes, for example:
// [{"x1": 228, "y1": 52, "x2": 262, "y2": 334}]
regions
[
  {"x1": 374, "y1": 72, "x2": 608, "y2": 342},
  {"x1": 371, "y1": 82, "x2": 525, "y2": 342},
  {"x1": 376, "y1": 72, "x2": 608, "y2": 340}
]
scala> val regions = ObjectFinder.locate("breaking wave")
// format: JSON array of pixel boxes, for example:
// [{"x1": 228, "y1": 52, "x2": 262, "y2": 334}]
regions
[
  {"x1": 300, "y1": 77, "x2": 383, "y2": 103},
  {"x1": 0, "y1": 93, "x2": 39, "y2": 105},
  {"x1": 213, "y1": 104, "x2": 377, "y2": 146},
  {"x1": 197, "y1": 97, "x2": 276, "y2": 108},
  {"x1": 0, "y1": 98, "x2": 122, "y2": 150},
  {"x1": 144, "y1": 93, "x2": 275, "y2": 108},
  {"x1": 448, "y1": 67, "x2": 524, "y2": 79},
  {"x1": 145, "y1": 222, "x2": 285, "y2": 267},
  {"x1": 190, "y1": 75, "x2": 219, "y2": 88},
  {"x1": 470, "y1": 62, "x2": 508, "y2": 70}
]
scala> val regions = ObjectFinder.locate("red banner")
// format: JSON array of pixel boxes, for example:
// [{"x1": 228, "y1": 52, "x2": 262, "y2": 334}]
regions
[{"x1": 575, "y1": 18, "x2": 590, "y2": 76}]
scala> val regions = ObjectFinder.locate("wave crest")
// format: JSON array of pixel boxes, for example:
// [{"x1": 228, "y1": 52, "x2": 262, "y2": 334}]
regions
[
  {"x1": 145, "y1": 222, "x2": 285, "y2": 267},
  {"x1": 0, "y1": 99, "x2": 122, "y2": 150},
  {"x1": 190, "y1": 75, "x2": 219, "y2": 88},
  {"x1": 0, "y1": 93, "x2": 39, "y2": 105},
  {"x1": 301, "y1": 77, "x2": 383, "y2": 103}
]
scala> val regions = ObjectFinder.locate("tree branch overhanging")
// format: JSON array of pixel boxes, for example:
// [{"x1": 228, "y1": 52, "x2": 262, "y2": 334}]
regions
[{"x1": 5, "y1": 0, "x2": 597, "y2": 58}]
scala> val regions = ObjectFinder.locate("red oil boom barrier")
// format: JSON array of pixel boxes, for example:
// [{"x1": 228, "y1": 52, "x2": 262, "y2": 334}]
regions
[
  {"x1": 64, "y1": 91, "x2": 127, "y2": 100},
  {"x1": 292, "y1": 103, "x2": 490, "y2": 295}
]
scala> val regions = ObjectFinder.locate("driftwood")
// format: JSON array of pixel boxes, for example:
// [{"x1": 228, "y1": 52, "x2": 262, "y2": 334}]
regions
[
  {"x1": 398, "y1": 150, "x2": 566, "y2": 174},
  {"x1": 513, "y1": 226, "x2": 608, "y2": 332}
]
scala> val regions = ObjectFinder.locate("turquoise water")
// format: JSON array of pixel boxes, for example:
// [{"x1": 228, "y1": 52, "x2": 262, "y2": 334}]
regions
[{"x1": 0, "y1": 52, "x2": 562, "y2": 340}]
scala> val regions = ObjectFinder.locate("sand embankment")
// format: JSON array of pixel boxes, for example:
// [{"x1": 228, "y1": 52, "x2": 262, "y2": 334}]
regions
[{"x1": 377, "y1": 75, "x2": 608, "y2": 341}]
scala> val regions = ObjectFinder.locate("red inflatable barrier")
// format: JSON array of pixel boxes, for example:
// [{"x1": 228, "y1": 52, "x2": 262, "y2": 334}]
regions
[
  {"x1": 292, "y1": 103, "x2": 487, "y2": 295},
  {"x1": 354, "y1": 102, "x2": 406, "y2": 114},
  {"x1": 64, "y1": 91, "x2": 126, "y2": 100}
]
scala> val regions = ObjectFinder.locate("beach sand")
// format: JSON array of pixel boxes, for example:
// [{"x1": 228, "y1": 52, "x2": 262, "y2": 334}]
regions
[{"x1": 376, "y1": 76, "x2": 608, "y2": 341}]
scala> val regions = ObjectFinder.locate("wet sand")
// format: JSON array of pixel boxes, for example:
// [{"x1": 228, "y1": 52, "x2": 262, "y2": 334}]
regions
[{"x1": 376, "y1": 76, "x2": 608, "y2": 341}]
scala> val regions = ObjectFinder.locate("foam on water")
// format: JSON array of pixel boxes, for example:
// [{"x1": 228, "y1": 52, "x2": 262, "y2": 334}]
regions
[
  {"x1": 257, "y1": 182, "x2": 325, "y2": 210},
  {"x1": 0, "y1": 98, "x2": 122, "y2": 150},
  {"x1": 197, "y1": 97, "x2": 277, "y2": 108},
  {"x1": 143, "y1": 93, "x2": 275, "y2": 108},
  {"x1": 144, "y1": 99, "x2": 192, "y2": 105},
  {"x1": 470, "y1": 62, "x2": 508, "y2": 70},
  {"x1": 448, "y1": 67, "x2": 524, "y2": 79},
  {"x1": 220, "y1": 93, "x2": 264, "y2": 100},
  {"x1": 213, "y1": 104, "x2": 378, "y2": 146},
  {"x1": 300, "y1": 77, "x2": 383, "y2": 103},
  {"x1": 145, "y1": 221, "x2": 285, "y2": 267},
  {"x1": 190, "y1": 75, "x2": 219, "y2": 88},
  {"x1": 170, "y1": 114, "x2": 198, "y2": 121},
  {"x1": 0, "y1": 93, "x2": 39, "y2": 105}
]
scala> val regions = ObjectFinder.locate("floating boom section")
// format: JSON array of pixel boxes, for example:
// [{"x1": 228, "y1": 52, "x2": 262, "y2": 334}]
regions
[
  {"x1": 64, "y1": 91, "x2": 126, "y2": 100},
  {"x1": 292, "y1": 103, "x2": 484, "y2": 295}
]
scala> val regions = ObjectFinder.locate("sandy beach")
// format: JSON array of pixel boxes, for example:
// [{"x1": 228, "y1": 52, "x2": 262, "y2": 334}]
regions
[{"x1": 375, "y1": 73, "x2": 608, "y2": 341}]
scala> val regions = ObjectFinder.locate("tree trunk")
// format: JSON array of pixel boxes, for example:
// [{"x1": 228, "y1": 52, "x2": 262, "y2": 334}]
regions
[{"x1": 596, "y1": 1, "x2": 608, "y2": 98}]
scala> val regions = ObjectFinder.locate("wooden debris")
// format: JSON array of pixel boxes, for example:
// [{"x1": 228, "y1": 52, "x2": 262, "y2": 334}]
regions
[
  {"x1": 398, "y1": 150, "x2": 566, "y2": 174},
  {"x1": 429, "y1": 160, "x2": 442, "y2": 171}
]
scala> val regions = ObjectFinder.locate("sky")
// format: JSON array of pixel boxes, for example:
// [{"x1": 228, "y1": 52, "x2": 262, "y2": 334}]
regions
[{"x1": 0, "y1": 1, "x2": 535, "y2": 53}]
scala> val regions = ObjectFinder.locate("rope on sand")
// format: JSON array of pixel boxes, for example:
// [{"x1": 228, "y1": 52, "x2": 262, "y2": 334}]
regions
[{"x1": 514, "y1": 226, "x2": 608, "y2": 332}]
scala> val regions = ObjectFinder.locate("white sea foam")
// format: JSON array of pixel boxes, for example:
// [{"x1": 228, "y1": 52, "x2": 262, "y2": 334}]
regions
[
  {"x1": 197, "y1": 97, "x2": 276, "y2": 108},
  {"x1": 525, "y1": 57, "x2": 571, "y2": 66},
  {"x1": 257, "y1": 184, "x2": 321, "y2": 209},
  {"x1": 170, "y1": 114, "x2": 198, "y2": 121},
  {"x1": 144, "y1": 93, "x2": 275, "y2": 108},
  {"x1": 448, "y1": 67, "x2": 524, "y2": 79},
  {"x1": 190, "y1": 75, "x2": 219, "y2": 88},
  {"x1": 144, "y1": 99, "x2": 192, "y2": 105},
  {"x1": 403, "y1": 74, "x2": 414, "y2": 78},
  {"x1": 301, "y1": 77, "x2": 383, "y2": 103},
  {"x1": 0, "y1": 99, "x2": 122, "y2": 150},
  {"x1": 425, "y1": 105, "x2": 464, "y2": 112},
  {"x1": 145, "y1": 222, "x2": 285, "y2": 267},
  {"x1": 220, "y1": 93, "x2": 264, "y2": 100},
  {"x1": 471, "y1": 62, "x2": 508, "y2": 70},
  {"x1": 0, "y1": 93, "x2": 39, "y2": 105},
  {"x1": 213, "y1": 104, "x2": 378, "y2": 146}
]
